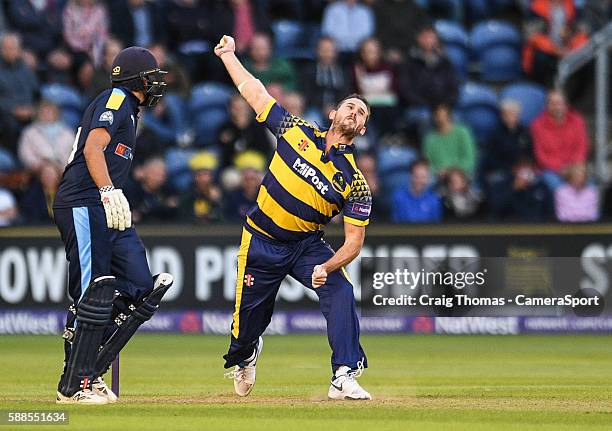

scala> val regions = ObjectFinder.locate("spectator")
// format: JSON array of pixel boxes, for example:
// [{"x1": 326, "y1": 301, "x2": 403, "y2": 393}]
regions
[
  {"x1": 88, "y1": 37, "x2": 124, "y2": 98},
  {"x1": 179, "y1": 152, "x2": 222, "y2": 223},
  {"x1": 555, "y1": 163, "x2": 599, "y2": 222},
  {"x1": 223, "y1": 151, "x2": 265, "y2": 221},
  {"x1": 244, "y1": 33, "x2": 298, "y2": 91},
  {"x1": 352, "y1": 37, "x2": 400, "y2": 136},
  {"x1": 124, "y1": 157, "x2": 179, "y2": 223},
  {"x1": 17, "y1": 100, "x2": 75, "y2": 172},
  {"x1": 372, "y1": 0, "x2": 428, "y2": 63},
  {"x1": 423, "y1": 104, "x2": 477, "y2": 179},
  {"x1": 391, "y1": 158, "x2": 442, "y2": 223},
  {"x1": 230, "y1": 0, "x2": 271, "y2": 55},
  {"x1": 218, "y1": 94, "x2": 274, "y2": 168},
  {"x1": 107, "y1": 0, "x2": 164, "y2": 48},
  {"x1": 301, "y1": 37, "x2": 349, "y2": 118},
  {"x1": 531, "y1": 90, "x2": 589, "y2": 191},
  {"x1": 399, "y1": 25, "x2": 458, "y2": 137},
  {"x1": 489, "y1": 160, "x2": 553, "y2": 221},
  {"x1": 0, "y1": 187, "x2": 18, "y2": 226},
  {"x1": 20, "y1": 164, "x2": 60, "y2": 224},
  {"x1": 481, "y1": 99, "x2": 533, "y2": 194},
  {"x1": 440, "y1": 168, "x2": 482, "y2": 220},
  {"x1": 523, "y1": 20, "x2": 588, "y2": 86},
  {"x1": 6, "y1": 0, "x2": 64, "y2": 60},
  {"x1": 62, "y1": 0, "x2": 109, "y2": 68},
  {"x1": 0, "y1": 33, "x2": 39, "y2": 154},
  {"x1": 530, "y1": 0, "x2": 576, "y2": 40},
  {"x1": 321, "y1": 0, "x2": 375, "y2": 59}
]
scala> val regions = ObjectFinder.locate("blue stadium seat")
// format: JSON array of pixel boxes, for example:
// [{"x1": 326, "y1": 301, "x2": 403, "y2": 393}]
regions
[
  {"x1": 41, "y1": 84, "x2": 84, "y2": 128},
  {"x1": 435, "y1": 20, "x2": 469, "y2": 80},
  {"x1": 457, "y1": 82, "x2": 500, "y2": 145},
  {"x1": 188, "y1": 82, "x2": 233, "y2": 112},
  {"x1": 165, "y1": 148, "x2": 196, "y2": 192},
  {"x1": 193, "y1": 109, "x2": 229, "y2": 146},
  {"x1": 500, "y1": 82, "x2": 547, "y2": 126},
  {"x1": 470, "y1": 20, "x2": 522, "y2": 82},
  {"x1": 272, "y1": 20, "x2": 317, "y2": 60},
  {"x1": 377, "y1": 145, "x2": 417, "y2": 197}
]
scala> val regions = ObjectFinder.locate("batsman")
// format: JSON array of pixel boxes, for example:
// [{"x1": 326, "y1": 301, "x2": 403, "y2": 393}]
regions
[
  {"x1": 53, "y1": 47, "x2": 174, "y2": 404},
  {"x1": 215, "y1": 36, "x2": 373, "y2": 400}
]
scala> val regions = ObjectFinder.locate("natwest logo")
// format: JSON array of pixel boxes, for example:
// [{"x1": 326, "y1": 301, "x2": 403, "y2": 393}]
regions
[{"x1": 292, "y1": 158, "x2": 329, "y2": 195}]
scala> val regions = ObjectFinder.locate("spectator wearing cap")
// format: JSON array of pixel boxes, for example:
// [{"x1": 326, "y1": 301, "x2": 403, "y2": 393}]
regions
[
  {"x1": 223, "y1": 151, "x2": 265, "y2": 222},
  {"x1": 391, "y1": 158, "x2": 442, "y2": 223},
  {"x1": 531, "y1": 90, "x2": 589, "y2": 191},
  {"x1": 124, "y1": 157, "x2": 179, "y2": 223},
  {"x1": 17, "y1": 100, "x2": 75, "y2": 173},
  {"x1": 179, "y1": 152, "x2": 222, "y2": 223},
  {"x1": 244, "y1": 33, "x2": 298, "y2": 92},
  {"x1": 321, "y1": 0, "x2": 375, "y2": 60},
  {"x1": 423, "y1": 104, "x2": 477, "y2": 179},
  {"x1": 218, "y1": 94, "x2": 275, "y2": 168},
  {"x1": 554, "y1": 163, "x2": 599, "y2": 222}
]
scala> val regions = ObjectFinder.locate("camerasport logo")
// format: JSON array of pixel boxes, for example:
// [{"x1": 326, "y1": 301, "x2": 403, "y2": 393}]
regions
[{"x1": 114, "y1": 143, "x2": 133, "y2": 160}]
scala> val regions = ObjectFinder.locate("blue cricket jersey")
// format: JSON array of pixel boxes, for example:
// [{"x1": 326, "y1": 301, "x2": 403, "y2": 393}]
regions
[{"x1": 54, "y1": 87, "x2": 140, "y2": 209}]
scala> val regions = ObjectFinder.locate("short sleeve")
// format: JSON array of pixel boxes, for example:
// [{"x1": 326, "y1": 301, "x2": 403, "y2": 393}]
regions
[
  {"x1": 256, "y1": 98, "x2": 316, "y2": 139},
  {"x1": 343, "y1": 170, "x2": 372, "y2": 226},
  {"x1": 90, "y1": 89, "x2": 128, "y2": 136}
]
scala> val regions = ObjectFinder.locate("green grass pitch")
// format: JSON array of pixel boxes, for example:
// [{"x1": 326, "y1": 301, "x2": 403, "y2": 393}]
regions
[{"x1": 1, "y1": 334, "x2": 611, "y2": 430}]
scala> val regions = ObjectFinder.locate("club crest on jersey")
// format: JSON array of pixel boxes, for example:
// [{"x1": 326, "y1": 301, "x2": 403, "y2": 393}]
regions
[
  {"x1": 331, "y1": 172, "x2": 346, "y2": 193},
  {"x1": 298, "y1": 139, "x2": 309, "y2": 151},
  {"x1": 99, "y1": 110, "x2": 114, "y2": 125},
  {"x1": 115, "y1": 143, "x2": 133, "y2": 160},
  {"x1": 244, "y1": 274, "x2": 255, "y2": 287}
]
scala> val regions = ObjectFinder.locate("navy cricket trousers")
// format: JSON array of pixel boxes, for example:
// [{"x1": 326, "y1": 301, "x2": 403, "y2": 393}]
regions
[
  {"x1": 223, "y1": 227, "x2": 367, "y2": 372},
  {"x1": 54, "y1": 205, "x2": 153, "y2": 305}
]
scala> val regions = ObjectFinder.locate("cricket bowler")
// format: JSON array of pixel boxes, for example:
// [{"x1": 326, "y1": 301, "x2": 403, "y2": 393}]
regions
[{"x1": 215, "y1": 35, "x2": 373, "y2": 400}]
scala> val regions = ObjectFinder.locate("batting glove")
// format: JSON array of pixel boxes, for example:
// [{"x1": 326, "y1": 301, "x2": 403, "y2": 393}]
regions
[{"x1": 100, "y1": 186, "x2": 132, "y2": 231}]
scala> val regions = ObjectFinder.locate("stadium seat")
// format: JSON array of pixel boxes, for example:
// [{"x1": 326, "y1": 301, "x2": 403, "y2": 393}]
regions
[
  {"x1": 188, "y1": 82, "x2": 233, "y2": 146},
  {"x1": 500, "y1": 82, "x2": 547, "y2": 126},
  {"x1": 377, "y1": 145, "x2": 418, "y2": 198},
  {"x1": 435, "y1": 20, "x2": 469, "y2": 80},
  {"x1": 165, "y1": 148, "x2": 196, "y2": 192},
  {"x1": 456, "y1": 82, "x2": 500, "y2": 145},
  {"x1": 188, "y1": 82, "x2": 233, "y2": 112},
  {"x1": 470, "y1": 20, "x2": 522, "y2": 82},
  {"x1": 40, "y1": 83, "x2": 84, "y2": 129},
  {"x1": 271, "y1": 20, "x2": 317, "y2": 60}
]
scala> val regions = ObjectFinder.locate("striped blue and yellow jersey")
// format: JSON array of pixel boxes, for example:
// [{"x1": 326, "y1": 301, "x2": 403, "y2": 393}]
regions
[{"x1": 244, "y1": 99, "x2": 372, "y2": 242}]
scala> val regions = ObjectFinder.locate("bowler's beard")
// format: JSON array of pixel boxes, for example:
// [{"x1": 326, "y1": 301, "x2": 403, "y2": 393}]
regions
[{"x1": 331, "y1": 117, "x2": 361, "y2": 140}]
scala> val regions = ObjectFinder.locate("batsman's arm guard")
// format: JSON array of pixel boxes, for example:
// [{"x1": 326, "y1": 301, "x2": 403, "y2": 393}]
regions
[{"x1": 94, "y1": 273, "x2": 173, "y2": 377}]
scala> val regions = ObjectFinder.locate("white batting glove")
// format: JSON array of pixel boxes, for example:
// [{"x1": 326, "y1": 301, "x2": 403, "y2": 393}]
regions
[{"x1": 100, "y1": 186, "x2": 132, "y2": 231}]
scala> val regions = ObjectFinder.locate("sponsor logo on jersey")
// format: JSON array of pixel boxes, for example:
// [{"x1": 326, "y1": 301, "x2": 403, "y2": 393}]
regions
[
  {"x1": 349, "y1": 202, "x2": 371, "y2": 216},
  {"x1": 99, "y1": 110, "x2": 114, "y2": 125},
  {"x1": 114, "y1": 143, "x2": 133, "y2": 160},
  {"x1": 292, "y1": 158, "x2": 329, "y2": 195},
  {"x1": 331, "y1": 172, "x2": 346, "y2": 193}
]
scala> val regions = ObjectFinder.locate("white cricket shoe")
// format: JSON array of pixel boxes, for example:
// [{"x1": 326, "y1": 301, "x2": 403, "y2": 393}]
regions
[
  {"x1": 92, "y1": 376, "x2": 118, "y2": 403},
  {"x1": 224, "y1": 337, "x2": 263, "y2": 397},
  {"x1": 56, "y1": 389, "x2": 109, "y2": 405},
  {"x1": 328, "y1": 362, "x2": 372, "y2": 400}
]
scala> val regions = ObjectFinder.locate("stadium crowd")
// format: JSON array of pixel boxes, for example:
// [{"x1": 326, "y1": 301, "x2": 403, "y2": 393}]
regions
[{"x1": 0, "y1": 0, "x2": 609, "y2": 226}]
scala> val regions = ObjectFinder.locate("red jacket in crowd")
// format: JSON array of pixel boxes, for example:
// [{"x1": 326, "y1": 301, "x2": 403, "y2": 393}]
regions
[
  {"x1": 531, "y1": 0, "x2": 576, "y2": 24},
  {"x1": 531, "y1": 109, "x2": 590, "y2": 173}
]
